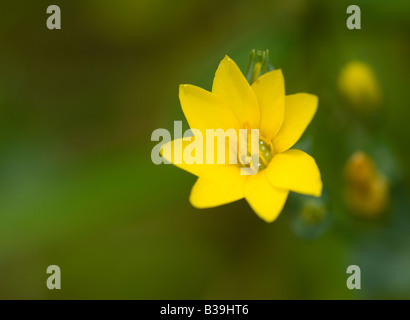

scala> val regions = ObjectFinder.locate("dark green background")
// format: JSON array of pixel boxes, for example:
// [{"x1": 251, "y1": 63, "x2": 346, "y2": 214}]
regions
[{"x1": 0, "y1": 0, "x2": 409, "y2": 299}]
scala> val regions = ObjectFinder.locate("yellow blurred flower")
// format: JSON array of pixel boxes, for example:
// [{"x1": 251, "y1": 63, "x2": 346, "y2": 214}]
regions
[
  {"x1": 162, "y1": 56, "x2": 322, "y2": 222},
  {"x1": 344, "y1": 151, "x2": 389, "y2": 217},
  {"x1": 338, "y1": 61, "x2": 382, "y2": 112}
]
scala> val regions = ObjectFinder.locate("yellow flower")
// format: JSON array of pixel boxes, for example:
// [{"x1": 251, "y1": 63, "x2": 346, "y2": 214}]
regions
[
  {"x1": 162, "y1": 56, "x2": 322, "y2": 222},
  {"x1": 338, "y1": 61, "x2": 382, "y2": 112},
  {"x1": 344, "y1": 151, "x2": 389, "y2": 217}
]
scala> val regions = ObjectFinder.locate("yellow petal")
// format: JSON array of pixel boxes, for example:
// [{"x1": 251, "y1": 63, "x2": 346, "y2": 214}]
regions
[
  {"x1": 179, "y1": 84, "x2": 240, "y2": 133},
  {"x1": 266, "y1": 149, "x2": 322, "y2": 197},
  {"x1": 161, "y1": 138, "x2": 229, "y2": 177},
  {"x1": 189, "y1": 166, "x2": 247, "y2": 208},
  {"x1": 251, "y1": 69, "x2": 285, "y2": 140},
  {"x1": 212, "y1": 56, "x2": 260, "y2": 129},
  {"x1": 245, "y1": 171, "x2": 289, "y2": 222},
  {"x1": 273, "y1": 93, "x2": 318, "y2": 153}
]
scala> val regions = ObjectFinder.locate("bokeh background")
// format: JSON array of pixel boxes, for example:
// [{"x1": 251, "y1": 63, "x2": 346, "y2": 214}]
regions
[{"x1": 0, "y1": 0, "x2": 409, "y2": 299}]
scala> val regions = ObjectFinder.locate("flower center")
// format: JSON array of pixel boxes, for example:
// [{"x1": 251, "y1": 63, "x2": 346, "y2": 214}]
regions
[
  {"x1": 255, "y1": 137, "x2": 274, "y2": 170},
  {"x1": 239, "y1": 134, "x2": 274, "y2": 171}
]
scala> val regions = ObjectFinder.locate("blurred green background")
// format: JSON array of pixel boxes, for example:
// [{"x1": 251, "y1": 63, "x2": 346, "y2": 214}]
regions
[{"x1": 0, "y1": 0, "x2": 409, "y2": 299}]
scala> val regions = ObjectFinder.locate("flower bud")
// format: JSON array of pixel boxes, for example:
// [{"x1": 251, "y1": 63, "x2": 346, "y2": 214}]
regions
[
  {"x1": 246, "y1": 49, "x2": 274, "y2": 84},
  {"x1": 338, "y1": 61, "x2": 382, "y2": 113},
  {"x1": 344, "y1": 151, "x2": 389, "y2": 218}
]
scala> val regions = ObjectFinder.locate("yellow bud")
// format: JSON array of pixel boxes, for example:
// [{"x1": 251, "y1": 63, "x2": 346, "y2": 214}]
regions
[
  {"x1": 249, "y1": 62, "x2": 262, "y2": 85},
  {"x1": 344, "y1": 152, "x2": 389, "y2": 218},
  {"x1": 338, "y1": 61, "x2": 382, "y2": 113}
]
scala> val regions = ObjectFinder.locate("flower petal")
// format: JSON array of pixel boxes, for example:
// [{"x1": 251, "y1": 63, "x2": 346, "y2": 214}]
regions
[
  {"x1": 161, "y1": 138, "x2": 230, "y2": 177},
  {"x1": 245, "y1": 171, "x2": 289, "y2": 222},
  {"x1": 266, "y1": 149, "x2": 322, "y2": 197},
  {"x1": 273, "y1": 93, "x2": 318, "y2": 153},
  {"x1": 179, "y1": 84, "x2": 240, "y2": 133},
  {"x1": 212, "y1": 56, "x2": 260, "y2": 129},
  {"x1": 189, "y1": 166, "x2": 247, "y2": 208},
  {"x1": 251, "y1": 69, "x2": 285, "y2": 140}
]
